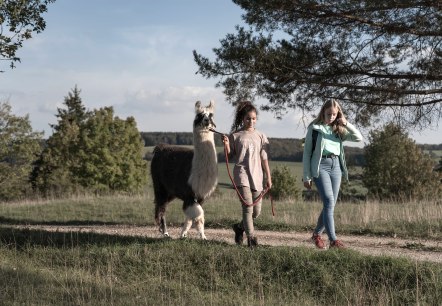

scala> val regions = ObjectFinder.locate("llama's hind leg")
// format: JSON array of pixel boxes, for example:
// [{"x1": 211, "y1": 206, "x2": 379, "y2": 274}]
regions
[
  {"x1": 182, "y1": 201, "x2": 206, "y2": 240},
  {"x1": 154, "y1": 198, "x2": 171, "y2": 237}
]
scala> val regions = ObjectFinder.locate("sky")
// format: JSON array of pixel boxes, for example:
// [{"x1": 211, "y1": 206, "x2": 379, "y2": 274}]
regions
[{"x1": 1, "y1": 0, "x2": 441, "y2": 146}]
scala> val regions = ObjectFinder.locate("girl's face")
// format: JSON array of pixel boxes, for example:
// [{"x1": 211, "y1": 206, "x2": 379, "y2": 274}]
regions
[
  {"x1": 323, "y1": 106, "x2": 339, "y2": 125},
  {"x1": 242, "y1": 110, "x2": 257, "y2": 130}
]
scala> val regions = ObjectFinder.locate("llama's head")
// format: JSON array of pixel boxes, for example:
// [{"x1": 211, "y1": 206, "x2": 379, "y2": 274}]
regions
[{"x1": 193, "y1": 100, "x2": 216, "y2": 131}]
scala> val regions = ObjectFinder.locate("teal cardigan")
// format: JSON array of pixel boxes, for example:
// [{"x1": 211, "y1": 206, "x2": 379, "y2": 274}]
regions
[{"x1": 302, "y1": 122, "x2": 363, "y2": 182}]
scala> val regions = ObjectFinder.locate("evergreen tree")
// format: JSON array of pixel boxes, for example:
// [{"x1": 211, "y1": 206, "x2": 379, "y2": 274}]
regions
[
  {"x1": 32, "y1": 87, "x2": 147, "y2": 195},
  {"x1": 31, "y1": 87, "x2": 89, "y2": 194},
  {"x1": 193, "y1": 0, "x2": 442, "y2": 129},
  {"x1": 0, "y1": 102, "x2": 43, "y2": 201},
  {"x1": 363, "y1": 123, "x2": 441, "y2": 200}
]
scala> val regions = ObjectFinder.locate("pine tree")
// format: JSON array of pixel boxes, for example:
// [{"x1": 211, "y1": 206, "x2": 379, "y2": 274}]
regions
[
  {"x1": 32, "y1": 87, "x2": 147, "y2": 195},
  {"x1": 193, "y1": 0, "x2": 442, "y2": 129},
  {"x1": 31, "y1": 86, "x2": 89, "y2": 194}
]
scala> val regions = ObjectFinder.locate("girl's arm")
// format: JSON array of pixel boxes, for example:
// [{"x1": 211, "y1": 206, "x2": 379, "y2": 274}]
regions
[
  {"x1": 342, "y1": 122, "x2": 363, "y2": 142},
  {"x1": 262, "y1": 159, "x2": 272, "y2": 189},
  {"x1": 222, "y1": 135, "x2": 231, "y2": 155}
]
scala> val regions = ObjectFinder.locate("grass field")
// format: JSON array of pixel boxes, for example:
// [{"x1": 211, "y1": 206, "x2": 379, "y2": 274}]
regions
[
  {"x1": 1, "y1": 158, "x2": 441, "y2": 305},
  {"x1": 1, "y1": 192, "x2": 442, "y2": 305}
]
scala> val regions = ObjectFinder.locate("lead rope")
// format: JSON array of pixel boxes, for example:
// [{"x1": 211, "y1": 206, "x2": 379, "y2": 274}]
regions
[{"x1": 210, "y1": 128, "x2": 275, "y2": 216}]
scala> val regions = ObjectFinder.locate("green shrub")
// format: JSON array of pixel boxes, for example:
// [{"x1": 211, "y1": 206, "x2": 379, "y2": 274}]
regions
[
  {"x1": 0, "y1": 102, "x2": 43, "y2": 201},
  {"x1": 270, "y1": 166, "x2": 301, "y2": 200},
  {"x1": 363, "y1": 123, "x2": 441, "y2": 200}
]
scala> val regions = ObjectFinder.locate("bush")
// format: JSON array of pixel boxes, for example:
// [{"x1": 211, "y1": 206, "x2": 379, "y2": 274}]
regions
[
  {"x1": 270, "y1": 166, "x2": 301, "y2": 200},
  {"x1": 363, "y1": 123, "x2": 441, "y2": 200},
  {"x1": 0, "y1": 102, "x2": 43, "y2": 201}
]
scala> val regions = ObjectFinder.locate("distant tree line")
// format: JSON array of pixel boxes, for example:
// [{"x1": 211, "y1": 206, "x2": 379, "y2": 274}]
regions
[
  {"x1": 141, "y1": 132, "x2": 366, "y2": 165},
  {"x1": 421, "y1": 144, "x2": 442, "y2": 151},
  {"x1": 141, "y1": 132, "x2": 194, "y2": 146},
  {"x1": 141, "y1": 132, "x2": 442, "y2": 170}
]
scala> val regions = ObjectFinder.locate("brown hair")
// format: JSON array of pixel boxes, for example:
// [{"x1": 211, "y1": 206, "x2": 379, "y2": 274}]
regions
[
  {"x1": 230, "y1": 101, "x2": 258, "y2": 133},
  {"x1": 313, "y1": 99, "x2": 346, "y2": 137}
]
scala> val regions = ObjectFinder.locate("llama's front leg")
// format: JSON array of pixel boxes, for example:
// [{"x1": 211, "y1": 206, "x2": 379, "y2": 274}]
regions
[
  {"x1": 182, "y1": 202, "x2": 206, "y2": 240},
  {"x1": 180, "y1": 217, "x2": 192, "y2": 238},
  {"x1": 194, "y1": 211, "x2": 206, "y2": 240},
  {"x1": 159, "y1": 215, "x2": 169, "y2": 237}
]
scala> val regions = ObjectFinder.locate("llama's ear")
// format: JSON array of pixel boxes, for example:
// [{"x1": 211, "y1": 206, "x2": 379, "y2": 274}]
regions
[
  {"x1": 195, "y1": 101, "x2": 202, "y2": 112},
  {"x1": 207, "y1": 100, "x2": 215, "y2": 112}
]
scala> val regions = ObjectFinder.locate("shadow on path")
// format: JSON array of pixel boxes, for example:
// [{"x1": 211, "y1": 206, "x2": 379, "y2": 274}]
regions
[
  {"x1": 0, "y1": 216, "x2": 127, "y2": 227},
  {"x1": 0, "y1": 226, "x2": 160, "y2": 249}
]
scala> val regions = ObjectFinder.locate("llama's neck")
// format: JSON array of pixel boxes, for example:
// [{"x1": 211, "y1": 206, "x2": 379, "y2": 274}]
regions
[
  {"x1": 188, "y1": 129, "x2": 218, "y2": 199},
  {"x1": 193, "y1": 130, "x2": 215, "y2": 153}
]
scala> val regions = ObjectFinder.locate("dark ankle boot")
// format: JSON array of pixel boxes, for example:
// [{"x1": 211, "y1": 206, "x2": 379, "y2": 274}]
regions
[
  {"x1": 232, "y1": 223, "x2": 244, "y2": 245},
  {"x1": 247, "y1": 236, "x2": 258, "y2": 248}
]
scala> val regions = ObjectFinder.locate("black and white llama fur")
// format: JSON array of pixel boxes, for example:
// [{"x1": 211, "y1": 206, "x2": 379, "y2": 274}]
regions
[{"x1": 150, "y1": 100, "x2": 218, "y2": 239}]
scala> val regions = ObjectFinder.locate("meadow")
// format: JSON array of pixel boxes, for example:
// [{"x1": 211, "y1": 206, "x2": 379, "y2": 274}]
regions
[{"x1": 0, "y1": 161, "x2": 441, "y2": 305}]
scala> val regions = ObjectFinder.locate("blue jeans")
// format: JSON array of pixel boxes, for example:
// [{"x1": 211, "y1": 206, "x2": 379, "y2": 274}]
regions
[{"x1": 313, "y1": 156, "x2": 342, "y2": 241}]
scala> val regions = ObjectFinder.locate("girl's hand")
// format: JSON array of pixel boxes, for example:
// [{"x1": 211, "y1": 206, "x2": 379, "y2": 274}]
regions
[
  {"x1": 222, "y1": 135, "x2": 231, "y2": 155},
  {"x1": 304, "y1": 180, "x2": 312, "y2": 190},
  {"x1": 222, "y1": 135, "x2": 229, "y2": 146},
  {"x1": 337, "y1": 116, "x2": 347, "y2": 126},
  {"x1": 266, "y1": 178, "x2": 272, "y2": 189}
]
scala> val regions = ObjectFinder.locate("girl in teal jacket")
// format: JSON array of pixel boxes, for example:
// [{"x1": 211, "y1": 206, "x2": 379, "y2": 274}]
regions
[{"x1": 302, "y1": 100, "x2": 363, "y2": 249}]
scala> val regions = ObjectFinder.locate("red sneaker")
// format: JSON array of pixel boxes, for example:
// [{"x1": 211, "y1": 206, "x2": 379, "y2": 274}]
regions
[
  {"x1": 311, "y1": 233, "x2": 326, "y2": 249},
  {"x1": 330, "y1": 240, "x2": 345, "y2": 249}
]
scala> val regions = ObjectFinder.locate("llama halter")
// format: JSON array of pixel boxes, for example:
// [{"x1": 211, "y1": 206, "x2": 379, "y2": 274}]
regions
[{"x1": 209, "y1": 128, "x2": 275, "y2": 216}]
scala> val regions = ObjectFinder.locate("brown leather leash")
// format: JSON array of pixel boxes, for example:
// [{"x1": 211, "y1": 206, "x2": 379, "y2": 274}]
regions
[{"x1": 210, "y1": 128, "x2": 275, "y2": 216}]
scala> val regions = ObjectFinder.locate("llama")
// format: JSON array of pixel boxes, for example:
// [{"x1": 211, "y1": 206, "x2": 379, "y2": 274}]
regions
[{"x1": 150, "y1": 100, "x2": 218, "y2": 239}]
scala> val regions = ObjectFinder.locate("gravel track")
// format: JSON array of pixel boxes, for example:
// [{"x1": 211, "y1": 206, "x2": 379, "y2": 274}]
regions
[{"x1": 7, "y1": 224, "x2": 442, "y2": 264}]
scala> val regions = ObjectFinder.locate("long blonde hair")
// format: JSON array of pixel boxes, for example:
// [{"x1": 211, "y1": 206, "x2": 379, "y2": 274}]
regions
[{"x1": 313, "y1": 99, "x2": 346, "y2": 137}]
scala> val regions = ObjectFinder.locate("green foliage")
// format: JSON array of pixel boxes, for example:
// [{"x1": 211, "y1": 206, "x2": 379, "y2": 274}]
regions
[
  {"x1": 0, "y1": 0, "x2": 56, "y2": 71},
  {"x1": 270, "y1": 165, "x2": 300, "y2": 200},
  {"x1": 77, "y1": 107, "x2": 147, "y2": 192},
  {"x1": 363, "y1": 123, "x2": 441, "y2": 200},
  {"x1": 0, "y1": 102, "x2": 43, "y2": 201},
  {"x1": 31, "y1": 87, "x2": 89, "y2": 194},
  {"x1": 31, "y1": 87, "x2": 147, "y2": 195},
  {"x1": 193, "y1": 0, "x2": 442, "y2": 129}
]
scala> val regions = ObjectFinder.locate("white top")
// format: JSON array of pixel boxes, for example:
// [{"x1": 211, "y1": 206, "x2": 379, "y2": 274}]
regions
[{"x1": 229, "y1": 129, "x2": 269, "y2": 191}]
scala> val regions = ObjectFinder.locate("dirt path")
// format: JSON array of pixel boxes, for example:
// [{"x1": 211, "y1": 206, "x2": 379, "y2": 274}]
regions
[{"x1": 6, "y1": 224, "x2": 442, "y2": 264}]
